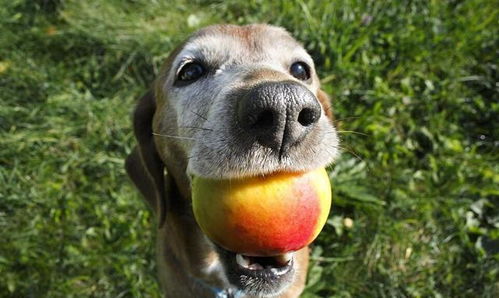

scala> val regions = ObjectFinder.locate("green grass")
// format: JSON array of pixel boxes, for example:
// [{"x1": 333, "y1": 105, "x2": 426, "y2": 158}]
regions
[{"x1": 1, "y1": 0, "x2": 498, "y2": 297}]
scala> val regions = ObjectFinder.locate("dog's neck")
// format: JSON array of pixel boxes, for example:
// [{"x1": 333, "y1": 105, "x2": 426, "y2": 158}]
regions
[{"x1": 156, "y1": 179, "x2": 234, "y2": 297}]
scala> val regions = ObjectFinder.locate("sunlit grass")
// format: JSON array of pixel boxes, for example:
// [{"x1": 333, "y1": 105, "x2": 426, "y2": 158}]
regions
[{"x1": 1, "y1": 0, "x2": 497, "y2": 296}]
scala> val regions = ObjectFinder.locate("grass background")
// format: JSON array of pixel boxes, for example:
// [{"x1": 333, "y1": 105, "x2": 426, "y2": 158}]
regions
[{"x1": 1, "y1": 0, "x2": 498, "y2": 297}]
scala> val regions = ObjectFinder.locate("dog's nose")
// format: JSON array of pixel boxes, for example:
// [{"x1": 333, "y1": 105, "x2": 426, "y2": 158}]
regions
[{"x1": 237, "y1": 81, "x2": 321, "y2": 155}]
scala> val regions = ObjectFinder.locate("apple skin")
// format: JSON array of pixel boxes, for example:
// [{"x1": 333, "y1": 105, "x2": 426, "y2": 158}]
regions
[{"x1": 191, "y1": 168, "x2": 332, "y2": 256}]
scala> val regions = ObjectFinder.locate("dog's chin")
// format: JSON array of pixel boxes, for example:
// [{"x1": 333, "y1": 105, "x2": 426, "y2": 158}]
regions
[{"x1": 215, "y1": 245, "x2": 296, "y2": 297}]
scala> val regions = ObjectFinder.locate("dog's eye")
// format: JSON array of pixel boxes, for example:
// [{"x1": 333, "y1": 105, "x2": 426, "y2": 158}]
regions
[
  {"x1": 177, "y1": 62, "x2": 205, "y2": 83},
  {"x1": 290, "y1": 62, "x2": 311, "y2": 81}
]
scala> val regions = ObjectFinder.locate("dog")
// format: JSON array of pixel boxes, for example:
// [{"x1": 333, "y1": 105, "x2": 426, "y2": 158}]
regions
[{"x1": 125, "y1": 24, "x2": 339, "y2": 297}]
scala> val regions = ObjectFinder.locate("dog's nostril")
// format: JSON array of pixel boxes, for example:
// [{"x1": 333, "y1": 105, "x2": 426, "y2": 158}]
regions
[
  {"x1": 298, "y1": 108, "x2": 318, "y2": 127},
  {"x1": 251, "y1": 109, "x2": 274, "y2": 129}
]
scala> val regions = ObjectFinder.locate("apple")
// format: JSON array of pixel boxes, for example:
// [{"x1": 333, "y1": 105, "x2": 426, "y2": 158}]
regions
[{"x1": 191, "y1": 168, "x2": 332, "y2": 256}]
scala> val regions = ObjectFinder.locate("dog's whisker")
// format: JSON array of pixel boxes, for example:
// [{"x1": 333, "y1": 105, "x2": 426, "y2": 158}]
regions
[
  {"x1": 152, "y1": 132, "x2": 196, "y2": 140},
  {"x1": 337, "y1": 144, "x2": 368, "y2": 166},
  {"x1": 180, "y1": 126, "x2": 214, "y2": 132},
  {"x1": 333, "y1": 116, "x2": 361, "y2": 122},
  {"x1": 339, "y1": 144, "x2": 375, "y2": 175},
  {"x1": 337, "y1": 130, "x2": 368, "y2": 137},
  {"x1": 190, "y1": 110, "x2": 208, "y2": 121}
]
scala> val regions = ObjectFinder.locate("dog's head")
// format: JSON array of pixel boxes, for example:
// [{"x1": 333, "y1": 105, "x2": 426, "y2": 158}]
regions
[{"x1": 126, "y1": 24, "x2": 339, "y2": 297}]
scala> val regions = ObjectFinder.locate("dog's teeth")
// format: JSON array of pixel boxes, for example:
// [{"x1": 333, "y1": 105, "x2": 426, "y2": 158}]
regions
[
  {"x1": 236, "y1": 254, "x2": 250, "y2": 268},
  {"x1": 248, "y1": 263, "x2": 264, "y2": 270},
  {"x1": 277, "y1": 252, "x2": 294, "y2": 264}
]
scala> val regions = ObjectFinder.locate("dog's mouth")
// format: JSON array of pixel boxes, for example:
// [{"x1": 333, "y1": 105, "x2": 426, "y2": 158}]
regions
[
  {"x1": 235, "y1": 252, "x2": 293, "y2": 272},
  {"x1": 217, "y1": 246, "x2": 296, "y2": 296}
]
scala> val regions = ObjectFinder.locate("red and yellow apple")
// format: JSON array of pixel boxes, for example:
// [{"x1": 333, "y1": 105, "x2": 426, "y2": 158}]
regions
[{"x1": 191, "y1": 168, "x2": 332, "y2": 256}]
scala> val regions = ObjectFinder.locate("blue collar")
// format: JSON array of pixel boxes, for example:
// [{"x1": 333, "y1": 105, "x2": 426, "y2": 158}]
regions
[{"x1": 191, "y1": 275, "x2": 245, "y2": 298}]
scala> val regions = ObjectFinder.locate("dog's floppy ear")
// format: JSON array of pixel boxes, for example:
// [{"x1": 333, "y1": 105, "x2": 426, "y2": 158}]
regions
[
  {"x1": 317, "y1": 89, "x2": 334, "y2": 122},
  {"x1": 125, "y1": 91, "x2": 169, "y2": 228}
]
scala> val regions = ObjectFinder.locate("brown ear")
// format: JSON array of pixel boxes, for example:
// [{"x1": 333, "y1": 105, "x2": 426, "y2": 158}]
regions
[
  {"x1": 317, "y1": 89, "x2": 334, "y2": 122},
  {"x1": 125, "y1": 91, "x2": 169, "y2": 228}
]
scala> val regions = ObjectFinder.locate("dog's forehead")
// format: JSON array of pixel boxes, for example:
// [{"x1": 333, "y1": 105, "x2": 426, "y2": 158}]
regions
[{"x1": 178, "y1": 24, "x2": 310, "y2": 65}]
